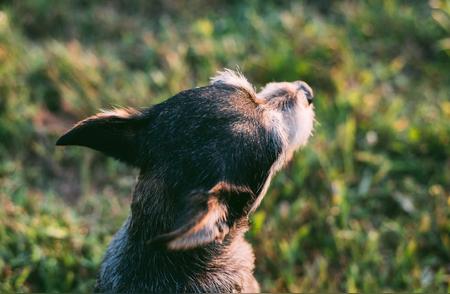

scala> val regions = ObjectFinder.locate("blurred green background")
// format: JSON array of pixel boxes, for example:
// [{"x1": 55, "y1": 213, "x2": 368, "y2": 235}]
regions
[{"x1": 0, "y1": 0, "x2": 449, "y2": 292}]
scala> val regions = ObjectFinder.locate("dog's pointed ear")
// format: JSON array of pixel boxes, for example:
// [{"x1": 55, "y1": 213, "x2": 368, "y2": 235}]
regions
[
  {"x1": 56, "y1": 108, "x2": 145, "y2": 166},
  {"x1": 148, "y1": 182, "x2": 255, "y2": 250}
]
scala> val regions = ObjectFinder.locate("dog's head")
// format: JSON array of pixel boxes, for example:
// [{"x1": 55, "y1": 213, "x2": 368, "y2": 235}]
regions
[{"x1": 57, "y1": 69, "x2": 315, "y2": 250}]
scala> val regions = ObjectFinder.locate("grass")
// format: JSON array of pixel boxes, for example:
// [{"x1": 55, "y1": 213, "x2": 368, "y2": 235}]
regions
[{"x1": 0, "y1": 0, "x2": 449, "y2": 292}]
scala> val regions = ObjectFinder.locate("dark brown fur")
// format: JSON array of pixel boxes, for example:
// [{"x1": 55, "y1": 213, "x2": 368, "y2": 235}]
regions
[{"x1": 56, "y1": 71, "x2": 314, "y2": 292}]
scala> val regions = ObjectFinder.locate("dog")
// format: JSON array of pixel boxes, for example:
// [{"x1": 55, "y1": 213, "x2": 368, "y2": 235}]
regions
[{"x1": 56, "y1": 69, "x2": 315, "y2": 292}]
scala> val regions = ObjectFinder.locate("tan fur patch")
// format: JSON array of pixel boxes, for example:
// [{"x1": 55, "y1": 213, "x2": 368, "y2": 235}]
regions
[
  {"x1": 210, "y1": 69, "x2": 262, "y2": 103},
  {"x1": 70, "y1": 107, "x2": 140, "y2": 129},
  {"x1": 97, "y1": 107, "x2": 141, "y2": 119},
  {"x1": 167, "y1": 197, "x2": 228, "y2": 250}
]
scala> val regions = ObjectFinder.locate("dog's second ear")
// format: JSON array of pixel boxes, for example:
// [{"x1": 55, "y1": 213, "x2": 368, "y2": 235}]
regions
[
  {"x1": 149, "y1": 182, "x2": 255, "y2": 250},
  {"x1": 56, "y1": 108, "x2": 145, "y2": 166}
]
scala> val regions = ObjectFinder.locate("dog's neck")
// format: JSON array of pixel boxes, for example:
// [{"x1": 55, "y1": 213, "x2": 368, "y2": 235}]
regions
[
  {"x1": 96, "y1": 172, "x2": 260, "y2": 292},
  {"x1": 128, "y1": 175, "x2": 175, "y2": 240},
  {"x1": 98, "y1": 175, "x2": 257, "y2": 292},
  {"x1": 128, "y1": 174, "x2": 250, "y2": 251},
  {"x1": 97, "y1": 217, "x2": 257, "y2": 292}
]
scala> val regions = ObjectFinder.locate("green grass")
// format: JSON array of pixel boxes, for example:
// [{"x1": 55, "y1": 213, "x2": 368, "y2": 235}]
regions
[{"x1": 0, "y1": 0, "x2": 449, "y2": 292}]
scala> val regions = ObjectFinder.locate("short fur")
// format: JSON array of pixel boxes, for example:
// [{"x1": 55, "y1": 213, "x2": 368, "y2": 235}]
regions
[{"x1": 56, "y1": 69, "x2": 315, "y2": 293}]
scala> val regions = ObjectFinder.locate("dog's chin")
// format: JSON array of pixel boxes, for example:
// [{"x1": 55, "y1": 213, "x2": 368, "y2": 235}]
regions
[{"x1": 289, "y1": 104, "x2": 315, "y2": 151}]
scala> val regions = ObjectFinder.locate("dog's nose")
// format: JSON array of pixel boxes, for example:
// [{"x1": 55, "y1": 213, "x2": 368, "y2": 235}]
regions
[
  {"x1": 304, "y1": 91, "x2": 313, "y2": 105},
  {"x1": 296, "y1": 82, "x2": 314, "y2": 105}
]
